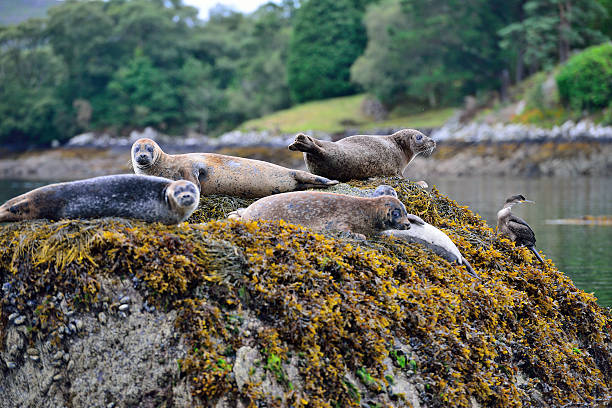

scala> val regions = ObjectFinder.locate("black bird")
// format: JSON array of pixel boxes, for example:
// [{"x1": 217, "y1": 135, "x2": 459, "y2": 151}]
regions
[{"x1": 496, "y1": 194, "x2": 546, "y2": 265}]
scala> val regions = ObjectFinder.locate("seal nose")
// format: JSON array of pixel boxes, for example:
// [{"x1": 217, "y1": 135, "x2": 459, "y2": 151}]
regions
[
  {"x1": 179, "y1": 194, "x2": 195, "y2": 207},
  {"x1": 136, "y1": 154, "x2": 150, "y2": 165},
  {"x1": 397, "y1": 219, "x2": 411, "y2": 230}
]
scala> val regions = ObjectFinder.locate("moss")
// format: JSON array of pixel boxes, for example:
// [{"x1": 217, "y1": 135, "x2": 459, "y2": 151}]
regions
[{"x1": 1, "y1": 177, "x2": 611, "y2": 407}]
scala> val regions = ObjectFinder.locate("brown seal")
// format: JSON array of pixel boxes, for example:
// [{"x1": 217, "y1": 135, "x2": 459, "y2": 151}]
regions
[
  {"x1": 131, "y1": 138, "x2": 338, "y2": 198},
  {"x1": 288, "y1": 129, "x2": 436, "y2": 181},
  {"x1": 0, "y1": 174, "x2": 199, "y2": 224},
  {"x1": 227, "y1": 191, "x2": 417, "y2": 237}
]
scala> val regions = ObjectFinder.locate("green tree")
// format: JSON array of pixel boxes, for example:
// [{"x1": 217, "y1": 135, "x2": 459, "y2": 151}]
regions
[
  {"x1": 105, "y1": 53, "x2": 180, "y2": 130},
  {"x1": 352, "y1": 0, "x2": 511, "y2": 107},
  {"x1": 0, "y1": 21, "x2": 70, "y2": 146},
  {"x1": 287, "y1": 0, "x2": 367, "y2": 102},
  {"x1": 499, "y1": 0, "x2": 607, "y2": 76},
  {"x1": 556, "y1": 43, "x2": 612, "y2": 110}
]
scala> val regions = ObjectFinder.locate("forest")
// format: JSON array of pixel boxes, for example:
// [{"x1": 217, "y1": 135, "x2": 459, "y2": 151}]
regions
[{"x1": 0, "y1": 0, "x2": 611, "y2": 147}]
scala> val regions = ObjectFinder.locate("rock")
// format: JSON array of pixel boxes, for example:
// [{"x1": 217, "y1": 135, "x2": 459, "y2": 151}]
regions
[
  {"x1": 98, "y1": 312, "x2": 107, "y2": 325},
  {"x1": 233, "y1": 346, "x2": 260, "y2": 391},
  {"x1": 75, "y1": 320, "x2": 84, "y2": 331}
]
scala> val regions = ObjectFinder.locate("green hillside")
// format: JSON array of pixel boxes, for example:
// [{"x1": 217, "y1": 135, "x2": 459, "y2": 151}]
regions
[
  {"x1": 0, "y1": 0, "x2": 59, "y2": 25},
  {"x1": 240, "y1": 94, "x2": 456, "y2": 133}
]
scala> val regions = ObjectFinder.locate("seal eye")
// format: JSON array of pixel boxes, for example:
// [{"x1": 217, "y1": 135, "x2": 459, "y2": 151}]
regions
[
  {"x1": 391, "y1": 209, "x2": 401, "y2": 218},
  {"x1": 146, "y1": 146, "x2": 154, "y2": 153},
  {"x1": 416, "y1": 134, "x2": 422, "y2": 141},
  {"x1": 134, "y1": 146, "x2": 140, "y2": 152}
]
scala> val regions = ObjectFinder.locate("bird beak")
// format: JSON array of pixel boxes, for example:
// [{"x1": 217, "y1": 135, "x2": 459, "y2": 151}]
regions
[{"x1": 522, "y1": 200, "x2": 535, "y2": 204}]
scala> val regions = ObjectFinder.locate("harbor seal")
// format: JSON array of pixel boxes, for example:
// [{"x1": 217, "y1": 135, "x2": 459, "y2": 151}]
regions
[
  {"x1": 382, "y1": 227, "x2": 478, "y2": 278},
  {"x1": 373, "y1": 185, "x2": 478, "y2": 277},
  {"x1": 227, "y1": 191, "x2": 416, "y2": 237},
  {"x1": 288, "y1": 129, "x2": 436, "y2": 181},
  {"x1": 0, "y1": 174, "x2": 199, "y2": 224},
  {"x1": 131, "y1": 138, "x2": 338, "y2": 198}
]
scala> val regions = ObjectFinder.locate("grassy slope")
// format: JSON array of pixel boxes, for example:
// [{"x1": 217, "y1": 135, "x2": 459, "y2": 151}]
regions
[
  {"x1": 0, "y1": 0, "x2": 58, "y2": 25},
  {"x1": 240, "y1": 94, "x2": 456, "y2": 133}
]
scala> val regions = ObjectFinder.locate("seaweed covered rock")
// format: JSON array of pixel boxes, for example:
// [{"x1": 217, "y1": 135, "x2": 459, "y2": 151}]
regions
[{"x1": 0, "y1": 178, "x2": 611, "y2": 407}]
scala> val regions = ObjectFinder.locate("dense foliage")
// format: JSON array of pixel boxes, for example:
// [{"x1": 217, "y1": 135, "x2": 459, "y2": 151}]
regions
[
  {"x1": 0, "y1": 0, "x2": 297, "y2": 146},
  {"x1": 352, "y1": 0, "x2": 608, "y2": 107},
  {"x1": 286, "y1": 0, "x2": 367, "y2": 102},
  {"x1": 556, "y1": 43, "x2": 612, "y2": 111},
  {"x1": 0, "y1": 0, "x2": 610, "y2": 146}
]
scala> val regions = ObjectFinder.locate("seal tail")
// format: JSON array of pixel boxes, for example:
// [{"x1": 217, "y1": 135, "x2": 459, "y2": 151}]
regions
[
  {"x1": 528, "y1": 246, "x2": 546, "y2": 266},
  {"x1": 288, "y1": 133, "x2": 324, "y2": 155},
  {"x1": 461, "y1": 256, "x2": 480, "y2": 279}
]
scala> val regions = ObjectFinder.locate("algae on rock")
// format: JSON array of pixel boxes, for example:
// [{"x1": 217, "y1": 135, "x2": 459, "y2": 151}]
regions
[{"x1": 0, "y1": 178, "x2": 610, "y2": 407}]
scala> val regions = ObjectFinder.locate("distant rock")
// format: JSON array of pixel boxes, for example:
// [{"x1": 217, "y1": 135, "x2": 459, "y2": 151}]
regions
[{"x1": 431, "y1": 119, "x2": 612, "y2": 142}]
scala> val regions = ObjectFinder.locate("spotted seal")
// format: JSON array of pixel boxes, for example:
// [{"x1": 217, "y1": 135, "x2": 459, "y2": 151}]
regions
[
  {"x1": 131, "y1": 138, "x2": 338, "y2": 198},
  {"x1": 227, "y1": 191, "x2": 416, "y2": 237},
  {"x1": 0, "y1": 174, "x2": 199, "y2": 224},
  {"x1": 288, "y1": 129, "x2": 436, "y2": 182}
]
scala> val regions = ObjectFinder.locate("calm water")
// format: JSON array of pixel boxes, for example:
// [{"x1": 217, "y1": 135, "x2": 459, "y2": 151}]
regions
[
  {"x1": 432, "y1": 177, "x2": 612, "y2": 306},
  {"x1": 1, "y1": 178, "x2": 611, "y2": 306}
]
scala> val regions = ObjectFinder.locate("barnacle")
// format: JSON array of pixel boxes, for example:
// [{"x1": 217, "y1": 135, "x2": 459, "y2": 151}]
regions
[{"x1": 0, "y1": 179, "x2": 610, "y2": 407}]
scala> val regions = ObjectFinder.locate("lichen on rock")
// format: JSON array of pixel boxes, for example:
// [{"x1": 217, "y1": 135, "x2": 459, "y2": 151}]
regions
[{"x1": 0, "y1": 177, "x2": 610, "y2": 407}]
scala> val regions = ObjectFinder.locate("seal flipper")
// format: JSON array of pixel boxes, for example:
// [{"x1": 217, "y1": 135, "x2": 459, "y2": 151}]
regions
[
  {"x1": 0, "y1": 197, "x2": 31, "y2": 222},
  {"x1": 288, "y1": 134, "x2": 325, "y2": 155},
  {"x1": 528, "y1": 246, "x2": 546, "y2": 266},
  {"x1": 460, "y1": 256, "x2": 479, "y2": 279},
  {"x1": 294, "y1": 171, "x2": 339, "y2": 189}
]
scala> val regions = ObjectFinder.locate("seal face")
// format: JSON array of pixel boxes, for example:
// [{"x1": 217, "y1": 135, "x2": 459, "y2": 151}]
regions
[
  {"x1": 228, "y1": 191, "x2": 411, "y2": 237},
  {"x1": 131, "y1": 138, "x2": 338, "y2": 198},
  {"x1": 288, "y1": 129, "x2": 436, "y2": 182},
  {"x1": 0, "y1": 175, "x2": 199, "y2": 225}
]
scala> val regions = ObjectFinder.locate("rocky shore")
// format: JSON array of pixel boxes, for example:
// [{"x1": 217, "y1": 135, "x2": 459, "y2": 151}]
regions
[
  {"x1": 1, "y1": 178, "x2": 611, "y2": 407},
  {"x1": 1, "y1": 122, "x2": 612, "y2": 182}
]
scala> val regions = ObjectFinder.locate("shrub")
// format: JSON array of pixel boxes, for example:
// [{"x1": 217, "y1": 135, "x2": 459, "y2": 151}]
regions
[{"x1": 556, "y1": 43, "x2": 612, "y2": 111}]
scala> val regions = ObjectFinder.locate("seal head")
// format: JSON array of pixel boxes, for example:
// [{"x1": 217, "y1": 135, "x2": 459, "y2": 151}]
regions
[
  {"x1": 377, "y1": 196, "x2": 411, "y2": 230},
  {"x1": 370, "y1": 185, "x2": 398, "y2": 198},
  {"x1": 165, "y1": 180, "x2": 199, "y2": 221},
  {"x1": 394, "y1": 129, "x2": 436, "y2": 159},
  {"x1": 132, "y1": 138, "x2": 161, "y2": 170}
]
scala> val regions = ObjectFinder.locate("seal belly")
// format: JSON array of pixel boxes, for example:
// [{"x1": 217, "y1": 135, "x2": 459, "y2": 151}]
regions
[{"x1": 382, "y1": 224, "x2": 463, "y2": 263}]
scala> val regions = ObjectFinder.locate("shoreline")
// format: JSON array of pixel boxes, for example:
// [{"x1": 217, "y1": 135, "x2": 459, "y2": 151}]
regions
[{"x1": 0, "y1": 139, "x2": 610, "y2": 181}]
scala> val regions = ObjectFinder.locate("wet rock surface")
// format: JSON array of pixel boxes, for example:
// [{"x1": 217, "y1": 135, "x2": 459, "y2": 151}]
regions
[{"x1": 0, "y1": 279, "x2": 192, "y2": 408}]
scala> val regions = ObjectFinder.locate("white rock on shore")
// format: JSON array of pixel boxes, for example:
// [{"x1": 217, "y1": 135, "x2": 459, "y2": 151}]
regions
[
  {"x1": 67, "y1": 127, "x2": 333, "y2": 149},
  {"x1": 431, "y1": 119, "x2": 612, "y2": 142}
]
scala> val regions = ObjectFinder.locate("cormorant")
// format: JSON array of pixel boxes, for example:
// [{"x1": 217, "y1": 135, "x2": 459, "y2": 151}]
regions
[{"x1": 496, "y1": 194, "x2": 545, "y2": 265}]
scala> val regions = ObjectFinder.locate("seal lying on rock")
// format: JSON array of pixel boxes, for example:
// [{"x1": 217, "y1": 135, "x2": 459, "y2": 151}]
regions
[
  {"x1": 227, "y1": 191, "x2": 418, "y2": 237},
  {"x1": 372, "y1": 185, "x2": 478, "y2": 278},
  {"x1": 288, "y1": 129, "x2": 436, "y2": 182},
  {"x1": 0, "y1": 175, "x2": 199, "y2": 224},
  {"x1": 382, "y1": 227, "x2": 478, "y2": 278},
  {"x1": 131, "y1": 138, "x2": 338, "y2": 198}
]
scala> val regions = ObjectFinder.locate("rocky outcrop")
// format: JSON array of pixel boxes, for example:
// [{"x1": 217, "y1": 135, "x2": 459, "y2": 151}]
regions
[{"x1": 1, "y1": 179, "x2": 611, "y2": 407}]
